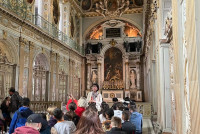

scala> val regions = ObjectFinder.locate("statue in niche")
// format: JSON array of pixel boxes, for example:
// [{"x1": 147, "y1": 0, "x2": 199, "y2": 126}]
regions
[
  {"x1": 91, "y1": 70, "x2": 98, "y2": 84},
  {"x1": 130, "y1": 69, "x2": 136, "y2": 89}
]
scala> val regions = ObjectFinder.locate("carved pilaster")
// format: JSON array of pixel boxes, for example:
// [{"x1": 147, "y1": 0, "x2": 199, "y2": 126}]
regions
[
  {"x1": 55, "y1": 53, "x2": 60, "y2": 101},
  {"x1": 18, "y1": 37, "x2": 28, "y2": 95},
  {"x1": 97, "y1": 55, "x2": 102, "y2": 91},
  {"x1": 27, "y1": 42, "x2": 35, "y2": 100},
  {"x1": 49, "y1": 51, "x2": 56, "y2": 101},
  {"x1": 86, "y1": 56, "x2": 92, "y2": 90},
  {"x1": 124, "y1": 54, "x2": 129, "y2": 90}
]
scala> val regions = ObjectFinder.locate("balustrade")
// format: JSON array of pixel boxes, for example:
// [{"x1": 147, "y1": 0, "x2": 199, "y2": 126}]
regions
[
  {"x1": 0, "y1": 0, "x2": 85, "y2": 55},
  {"x1": 30, "y1": 101, "x2": 62, "y2": 113}
]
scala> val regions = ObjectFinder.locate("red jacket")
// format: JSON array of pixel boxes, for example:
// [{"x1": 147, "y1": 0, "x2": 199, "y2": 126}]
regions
[
  {"x1": 66, "y1": 99, "x2": 85, "y2": 117},
  {"x1": 13, "y1": 126, "x2": 40, "y2": 134}
]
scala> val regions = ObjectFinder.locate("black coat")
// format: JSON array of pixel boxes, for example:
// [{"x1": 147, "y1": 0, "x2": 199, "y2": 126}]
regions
[
  {"x1": 106, "y1": 127, "x2": 127, "y2": 134},
  {"x1": 122, "y1": 121, "x2": 136, "y2": 134}
]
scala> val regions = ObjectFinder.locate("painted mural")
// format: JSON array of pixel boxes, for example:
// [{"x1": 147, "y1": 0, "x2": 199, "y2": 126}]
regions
[{"x1": 104, "y1": 47, "x2": 122, "y2": 81}]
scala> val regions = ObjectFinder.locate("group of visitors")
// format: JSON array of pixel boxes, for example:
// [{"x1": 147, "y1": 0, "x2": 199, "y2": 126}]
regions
[{"x1": 0, "y1": 84, "x2": 142, "y2": 134}]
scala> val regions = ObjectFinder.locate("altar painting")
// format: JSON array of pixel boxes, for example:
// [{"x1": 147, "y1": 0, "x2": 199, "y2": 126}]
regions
[{"x1": 104, "y1": 47, "x2": 122, "y2": 81}]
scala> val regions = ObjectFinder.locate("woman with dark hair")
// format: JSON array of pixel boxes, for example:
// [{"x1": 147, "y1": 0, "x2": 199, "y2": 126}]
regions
[
  {"x1": 99, "y1": 102, "x2": 109, "y2": 123},
  {"x1": 66, "y1": 95, "x2": 87, "y2": 117},
  {"x1": 75, "y1": 109, "x2": 104, "y2": 134},
  {"x1": 102, "y1": 108, "x2": 114, "y2": 132},
  {"x1": 87, "y1": 84, "x2": 102, "y2": 111},
  {"x1": 64, "y1": 102, "x2": 80, "y2": 126}
]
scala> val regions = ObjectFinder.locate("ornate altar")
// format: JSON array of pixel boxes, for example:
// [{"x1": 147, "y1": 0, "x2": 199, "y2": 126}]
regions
[
  {"x1": 85, "y1": 19, "x2": 143, "y2": 102},
  {"x1": 102, "y1": 79, "x2": 124, "y2": 90}
]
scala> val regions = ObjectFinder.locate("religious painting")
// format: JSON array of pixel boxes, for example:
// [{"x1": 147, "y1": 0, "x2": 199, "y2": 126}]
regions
[
  {"x1": 53, "y1": 0, "x2": 60, "y2": 25},
  {"x1": 81, "y1": 0, "x2": 92, "y2": 11},
  {"x1": 107, "y1": 0, "x2": 119, "y2": 11},
  {"x1": 104, "y1": 47, "x2": 122, "y2": 81}
]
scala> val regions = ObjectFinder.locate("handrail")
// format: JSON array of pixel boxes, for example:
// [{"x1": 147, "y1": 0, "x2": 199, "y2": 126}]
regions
[{"x1": 0, "y1": 0, "x2": 85, "y2": 56}]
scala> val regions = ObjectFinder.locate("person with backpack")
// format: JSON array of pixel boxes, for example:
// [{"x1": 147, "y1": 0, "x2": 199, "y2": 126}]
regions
[
  {"x1": 9, "y1": 87, "x2": 22, "y2": 118},
  {"x1": 9, "y1": 97, "x2": 33, "y2": 134}
]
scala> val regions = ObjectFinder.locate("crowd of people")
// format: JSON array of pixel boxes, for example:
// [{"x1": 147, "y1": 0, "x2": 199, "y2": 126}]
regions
[{"x1": 0, "y1": 84, "x2": 143, "y2": 134}]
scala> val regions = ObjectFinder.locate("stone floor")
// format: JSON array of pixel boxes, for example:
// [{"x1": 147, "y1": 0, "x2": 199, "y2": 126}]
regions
[{"x1": 143, "y1": 119, "x2": 155, "y2": 134}]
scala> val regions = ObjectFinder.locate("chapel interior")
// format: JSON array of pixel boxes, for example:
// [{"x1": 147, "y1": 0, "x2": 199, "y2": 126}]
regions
[{"x1": 0, "y1": 0, "x2": 200, "y2": 133}]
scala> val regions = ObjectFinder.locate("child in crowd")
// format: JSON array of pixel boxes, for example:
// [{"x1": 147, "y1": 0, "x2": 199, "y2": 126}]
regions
[
  {"x1": 46, "y1": 106, "x2": 57, "y2": 127},
  {"x1": 106, "y1": 116, "x2": 126, "y2": 134},
  {"x1": 52, "y1": 108, "x2": 76, "y2": 134}
]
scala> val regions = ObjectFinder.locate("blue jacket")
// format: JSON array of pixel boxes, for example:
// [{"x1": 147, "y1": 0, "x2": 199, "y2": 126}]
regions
[
  {"x1": 9, "y1": 107, "x2": 33, "y2": 134},
  {"x1": 130, "y1": 112, "x2": 143, "y2": 133}
]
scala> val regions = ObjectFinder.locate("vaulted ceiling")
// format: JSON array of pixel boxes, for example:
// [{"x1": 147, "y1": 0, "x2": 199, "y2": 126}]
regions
[{"x1": 71, "y1": 0, "x2": 143, "y2": 17}]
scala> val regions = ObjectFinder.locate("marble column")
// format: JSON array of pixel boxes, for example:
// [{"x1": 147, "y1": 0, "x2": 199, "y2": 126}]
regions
[
  {"x1": 27, "y1": 42, "x2": 34, "y2": 100},
  {"x1": 65, "y1": 2, "x2": 71, "y2": 36},
  {"x1": 18, "y1": 38, "x2": 26, "y2": 95}
]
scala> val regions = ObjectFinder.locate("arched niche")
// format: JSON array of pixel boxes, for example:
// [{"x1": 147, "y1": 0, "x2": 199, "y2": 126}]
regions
[
  {"x1": 0, "y1": 40, "x2": 18, "y2": 99},
  {"x1": 83, "y1": 18, "x2": 142, "y2": 41},
  {"x1": 32, "y1": 53, "x2": 49, "y2": 101},
  {"x1": 85, "y1": 20, "x2": 141, "y2": 40}
]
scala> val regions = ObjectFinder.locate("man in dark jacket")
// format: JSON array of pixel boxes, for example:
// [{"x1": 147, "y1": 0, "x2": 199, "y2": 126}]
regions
[
  {"x1": 122, "y1": 110, "x2": 136, "y2": 134},
  {"x1": 106, "y1": 117, "x2": 126, "y2": 134},
  {"x1": 9, "y1": 87, "x2": 22, "y2": 118},
  {"x1": 9, "y1": 97, "x2": 33, "y2": 134}
]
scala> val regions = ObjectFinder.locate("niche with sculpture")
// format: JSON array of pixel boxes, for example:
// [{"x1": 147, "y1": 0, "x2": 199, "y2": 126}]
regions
[
  {"x1": 91, "y1": 70, "x2": 98, "y2": 84},
  {"x1": 130, "y1": 69, "x2": 136, "y2": 89}
]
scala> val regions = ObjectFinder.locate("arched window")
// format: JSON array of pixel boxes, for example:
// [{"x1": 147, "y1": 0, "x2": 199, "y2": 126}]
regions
[{"x1": 32, "y1": 53, "x2": 49, "y2": 101}]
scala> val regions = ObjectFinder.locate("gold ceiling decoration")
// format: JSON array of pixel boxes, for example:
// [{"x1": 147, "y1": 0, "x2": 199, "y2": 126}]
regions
[{"x1": 67, "y1": 0, "x2": 143, "y2": 17}]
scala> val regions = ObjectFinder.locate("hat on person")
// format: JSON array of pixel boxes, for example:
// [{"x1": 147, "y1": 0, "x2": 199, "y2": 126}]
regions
[
  {"x1": 27, "y1": 114, "x2": 49, "y2": 131},
  {"x1": 27, "y1": 114, "x2": 44, "y2": 123}
]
